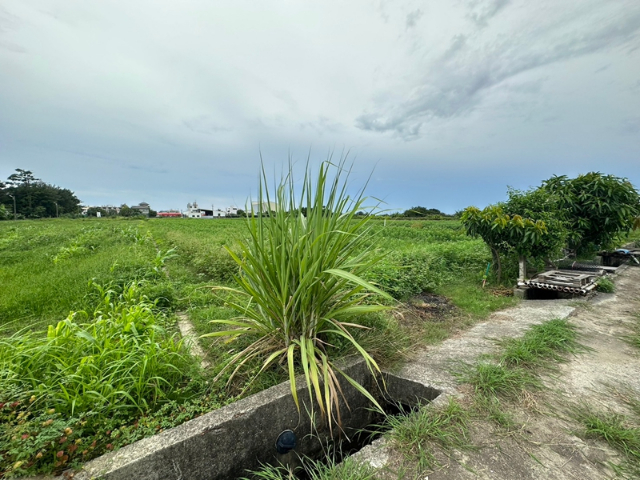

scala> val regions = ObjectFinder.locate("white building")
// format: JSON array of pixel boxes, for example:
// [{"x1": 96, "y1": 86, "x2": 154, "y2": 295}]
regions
[
  {"x1": 185, "y1": 202, "x2": 239, "y2": 218},
  {"x1": 250, "y1": 201, "x2": 278, "y2": 213}
]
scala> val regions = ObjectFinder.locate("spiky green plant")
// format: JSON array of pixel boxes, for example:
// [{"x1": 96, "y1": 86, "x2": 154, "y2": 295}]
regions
[{"x1": 203, "y1": 159, "x2": 392, "y2": 430}]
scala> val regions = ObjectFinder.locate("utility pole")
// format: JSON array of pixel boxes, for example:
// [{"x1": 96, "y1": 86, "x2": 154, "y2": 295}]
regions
[
  {"x1": 54, "y1": 201, "x2": 59, "y2": 218},
  {"x1": 8, "y1": 194, "x2": 16, "y2": 220}
]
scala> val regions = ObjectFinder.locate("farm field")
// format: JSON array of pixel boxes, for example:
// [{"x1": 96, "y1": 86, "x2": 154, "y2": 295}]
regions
[
  {"x1": 1, "y1": 217, "x2": 518, "y2": 476},
  {"x1": 0, "y1": 218, "x2": 512, "y2": 330}
]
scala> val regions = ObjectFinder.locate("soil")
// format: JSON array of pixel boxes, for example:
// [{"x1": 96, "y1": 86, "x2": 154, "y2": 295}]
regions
[
  {"x1": 357, "y1": 265, "x2": 640, "y2": 479},
  {"x1": 402, "y1": 293, "x2": 457, "y2": 321}
]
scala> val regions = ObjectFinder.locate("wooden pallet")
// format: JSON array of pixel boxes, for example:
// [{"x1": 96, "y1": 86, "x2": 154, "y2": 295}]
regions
[{"x1": 534, "y1": 270, "x2": 597, "y2": 287}]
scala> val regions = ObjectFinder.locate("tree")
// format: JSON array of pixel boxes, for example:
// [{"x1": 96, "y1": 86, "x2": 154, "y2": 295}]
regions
[
  {"x1": 542, "y1": 173, "x2": 640, "y2": 254},
  {"x1": 461, "y1": 205, "x2": 552, "y2": 283},
  {"x1": 86, "y1": 207, "x2": 107, "y2": 217},
  {"x1": 236, "y1": 209, "x2": 246, "y2": 217},
  {"x1": 119, "y1": 204, "x2": 133, "y2": 217},
  {"x1": 0, "y1": 169, "x2": 80, "y2": 219},
  {"x1": 402, "y1": 206, "x2": 443, "y2": 217},
  {"x1": 0, "y1": 204, "x2": 8, "y2": 220},
  {"x1": 149, "y1": 209, "x2": 157, "y2": 218},
  {"x1": 502, "y1": 187, "x2": 569, "y2": 263},
  {"x1": 461, "y1": 186, "x2": 568, "y2": 283}
]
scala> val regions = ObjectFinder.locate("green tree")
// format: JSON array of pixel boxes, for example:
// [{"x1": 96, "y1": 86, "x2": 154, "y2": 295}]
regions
[
  {"x1": 402, "y1": 206, "x2": 443, "y2": 217},
  {"x1": 1, "y1": 169, "x2": 80, "y2": 218},
  {"x1": 461, "y1": 205, "x2": 556, "y2": 283},
  {"x1": 542, "y1": 173, "x2": 640, "y2": 254},
  {"x1": 86, "y1": 207, "x2": 107, "y2": 217},
  {"x1": 119, "y1": 204, "x2": 133, "y2": 217},
  {"x1": 502, "y1": 187, "x2": 569, "y2": 262},
  {"x1": 0, "y1": 204, "x2": 8, "y2": 220}
]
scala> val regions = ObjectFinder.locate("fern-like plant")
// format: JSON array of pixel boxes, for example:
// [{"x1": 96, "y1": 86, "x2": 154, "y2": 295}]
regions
[{"x1": 203, "y1": 158, "x2": 391, "y2": 431}]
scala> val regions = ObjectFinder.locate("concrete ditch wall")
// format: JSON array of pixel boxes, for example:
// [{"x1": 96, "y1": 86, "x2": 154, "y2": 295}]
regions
[{"x1": 74, "y1": 358, "x2": 440, "y2": 480}]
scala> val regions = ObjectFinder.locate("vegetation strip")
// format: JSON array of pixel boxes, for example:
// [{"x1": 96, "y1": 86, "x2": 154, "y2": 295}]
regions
[
  {"x1": 458, "y1": 318, "x2": 582, "y2": 401},
  {"x1": 574, "y1": 407, "x2": 640, "y2": 479},
  {"x1": 385, "y1": 398, "x2": 472, "y2": 473}
]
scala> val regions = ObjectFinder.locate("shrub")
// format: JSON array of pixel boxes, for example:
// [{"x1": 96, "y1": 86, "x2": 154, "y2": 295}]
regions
[
  {"x1": 596, "y1": 277, "x2": 615, "y2": 293},
  {"x1": 203, "y1": 159, "x2": 392, "y2": 431}
]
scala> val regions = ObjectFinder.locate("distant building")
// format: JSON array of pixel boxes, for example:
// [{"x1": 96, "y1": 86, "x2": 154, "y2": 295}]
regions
[
  {"x1": 251, "y1": 202, "x2": 278, "y2": 213},
  {"x1": 185, "y1": 202, "x2": 239, "y2": 218},
  {"x1": 157, "y1": 211, "x2": 182, "y2": 218},
  {"x1": 131, "y1": 202, "x2": 151, "y2": 216},
  {"x1": 80, "y1": 205, "x2": 120, "y2": 216}
]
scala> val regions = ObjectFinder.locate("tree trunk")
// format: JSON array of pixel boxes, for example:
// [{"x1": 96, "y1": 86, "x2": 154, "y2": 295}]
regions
[
  {"x1": 518, "y1": 256, "x2": 527, "y2": 282},
  {"x1": 490, "y1": 247, "x2": 502, "y2": 285}
]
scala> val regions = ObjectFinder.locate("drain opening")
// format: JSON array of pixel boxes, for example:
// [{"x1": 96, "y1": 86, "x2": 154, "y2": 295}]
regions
[{"x1": 254, "y1": 375, "x2": 440, "y2": 479}]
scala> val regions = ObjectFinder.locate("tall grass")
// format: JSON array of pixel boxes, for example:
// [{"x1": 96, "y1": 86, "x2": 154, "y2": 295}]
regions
[
  {"x1": 0, "y1": 283, "x2": 198, "y2": 416},
  {"x1": 203, "y1": 159, "x2": 392, "y2": 430}
]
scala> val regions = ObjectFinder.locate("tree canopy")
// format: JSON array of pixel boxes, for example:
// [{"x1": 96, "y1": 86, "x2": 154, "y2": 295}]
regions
[
  {"x1": 461, "y1": 172, "x2": 639, "y2": 283},
  {"x1": 542, "y1": 173, "x2": 640, "y2": 253},
  {"x1": 402, "y1": 206, "x2": 444, "y2": 217},
  {"x1": 0, "y1": 169, "x2": 81, "y2": 219}
]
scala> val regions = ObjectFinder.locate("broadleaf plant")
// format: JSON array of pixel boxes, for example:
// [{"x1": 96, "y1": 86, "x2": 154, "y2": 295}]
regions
[{"x1": 203, "y1": 158, "x2": 392, "y2": 432}]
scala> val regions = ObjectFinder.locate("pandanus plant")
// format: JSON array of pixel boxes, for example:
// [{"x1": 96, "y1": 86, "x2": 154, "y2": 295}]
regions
[{"x1": 203, "y1": 157, "x2": 391, "y2": 431}]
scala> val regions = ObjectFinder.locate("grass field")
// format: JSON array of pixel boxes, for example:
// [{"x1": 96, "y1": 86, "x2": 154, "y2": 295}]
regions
[
  {"x1": 0, "y1": 218, "x2": 511, "y2": 332},
  {"x1": 1, "y1": 217, "x2": 519, "y2": 476}
]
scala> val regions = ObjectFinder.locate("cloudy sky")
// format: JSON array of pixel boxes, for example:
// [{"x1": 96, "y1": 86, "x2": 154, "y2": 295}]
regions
[{"x1": 1, "y1": 0, "x2": 639, "y2": 213}]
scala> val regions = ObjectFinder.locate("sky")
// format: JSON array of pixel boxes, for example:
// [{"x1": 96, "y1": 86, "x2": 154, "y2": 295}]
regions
[{"x1": 1, "y1": 0, "x2": 639, "y2": 213}]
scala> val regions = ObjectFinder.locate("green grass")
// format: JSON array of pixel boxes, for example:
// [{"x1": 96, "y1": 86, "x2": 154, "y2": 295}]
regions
[
  {"x1": 627, "y1": 313, "x2": 640, "y2": 350},
  {"x1": 436, "y1": 283, "x2": 518, "y2": 320},
  {"x1": 245, "y1": 456, "x2": 380, "y2": 480},
  {"x1": 0, "y1": 284, "x2": 205, "y2": 476},
  {"x1": 596, "y1": 277, "x2": 616, "y2": 293},
  {"x1": 499, "y1": 319, "x2": 582, "y2": 368},
  {"x1": 574, "y1": 409, "x2": 640, "y2": 478},
  {"x1": 459, "y1": 363, "x2": 541, "y2": 400},
  {"x1": 458, "y1": 319, "x2": 581, "y2": 402},
  {"x1": 0, "y1": 215, "x2": 519, "y2": 476},
  {"x1": 385, "y1": 398, "x2": 471, "y2": 473}
]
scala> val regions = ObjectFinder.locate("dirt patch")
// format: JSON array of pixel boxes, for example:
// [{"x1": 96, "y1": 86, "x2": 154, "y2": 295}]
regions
[
  {"x1": 488, "y1": 287, "x2": 514, "y2": 297},
  {"x1": 404, "y1": 293, "x2": 457, "y2": 321}
]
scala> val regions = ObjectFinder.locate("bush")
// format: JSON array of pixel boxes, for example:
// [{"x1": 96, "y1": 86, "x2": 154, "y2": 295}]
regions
[{"x1": 596, "y1": 277, "x2": 615, "y2": 293}]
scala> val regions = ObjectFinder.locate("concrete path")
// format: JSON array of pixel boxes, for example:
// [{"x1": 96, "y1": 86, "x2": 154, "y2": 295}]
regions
[
  {"x1": 357, "y1": 265, "x2": 640, "y2": 479},
  {"x1": 176, "y1": 312, "x2": 211, "y2": 369}
]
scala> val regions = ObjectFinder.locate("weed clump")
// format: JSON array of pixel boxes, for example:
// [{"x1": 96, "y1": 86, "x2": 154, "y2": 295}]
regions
[
  {"x1": 574, "y1": 408, "x2": 640, "y2": 478},
  {"x1": 499, "y1": 318, "x2": 581, "y2": 368},
  {"x1": 0, "y1": 283, "x2": 201, "y2": 476},
  {"x1": 385, "y1": 398, "x2": 471, "y2": 472},
  {"x1": 204, "y1": 159, "x2": 392, "y2": 431},
  {"x1": 597, "y1": 277, "x2": 615, "y2": 293}
]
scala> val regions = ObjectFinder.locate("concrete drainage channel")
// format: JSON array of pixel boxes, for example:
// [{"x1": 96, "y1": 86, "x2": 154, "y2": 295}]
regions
[{"x1": 73, "y1": 358, "x2": 441, "y2": 480}]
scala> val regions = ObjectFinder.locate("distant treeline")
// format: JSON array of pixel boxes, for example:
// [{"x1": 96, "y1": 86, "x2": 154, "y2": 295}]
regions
[
  {"x1": 371, "y1": 206, "x2": 456, "y2": 219},
  {"x1": 0, "y1": 169, "x2": 81, "y2": 220}
]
